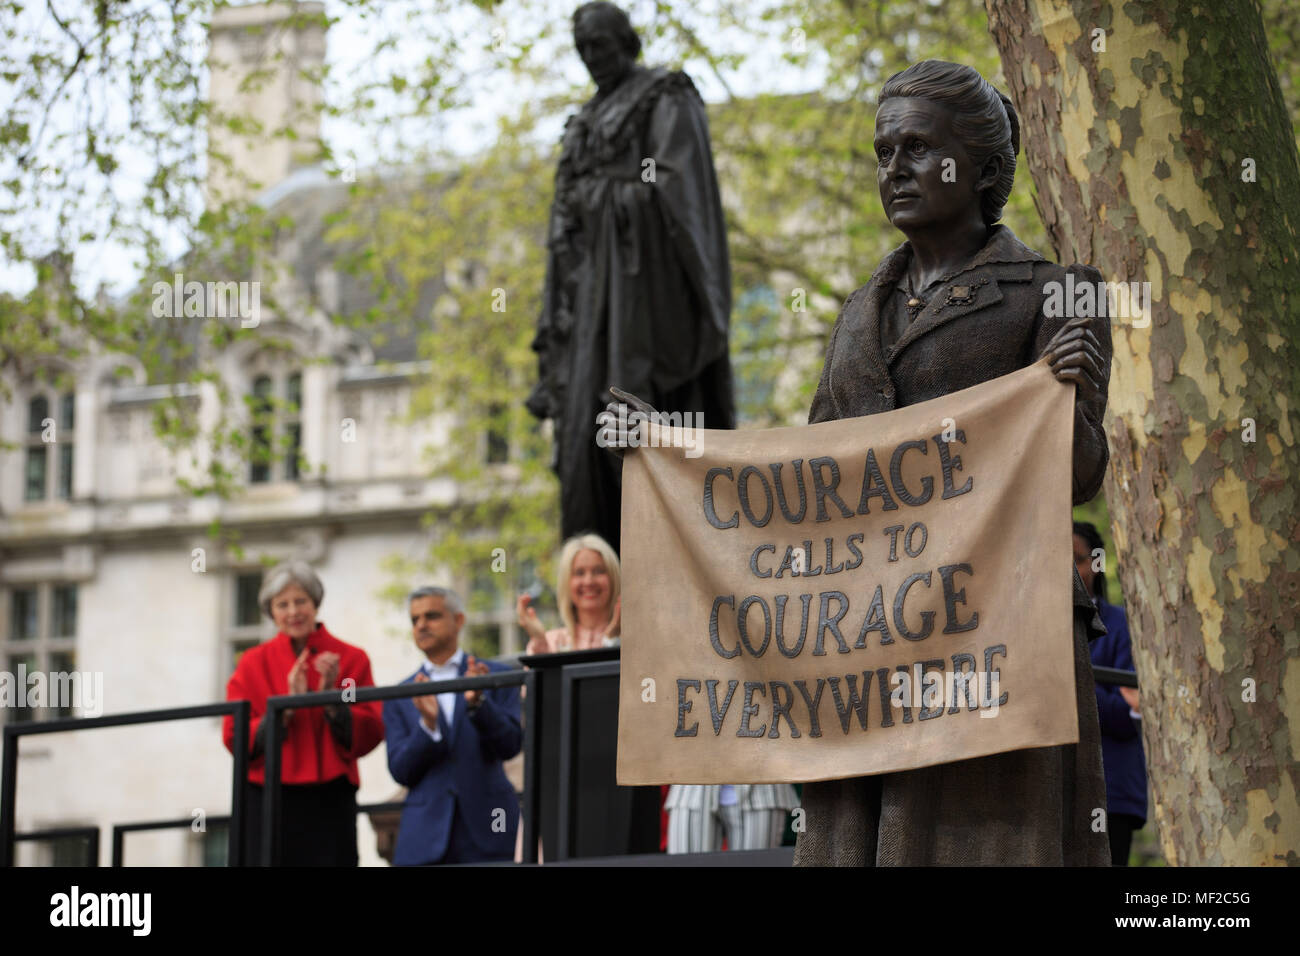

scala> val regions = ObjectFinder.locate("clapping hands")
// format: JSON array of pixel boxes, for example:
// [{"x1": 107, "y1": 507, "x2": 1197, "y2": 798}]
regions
[
  {"x1": 283, "y1": 648, "x2": 311, "y2": 723},
  {"x1": 314, "y1": 651, "x2": 340, "y2": 690},
  {"x1": 287, "y1": 648, "x2": 311, "y2": 696},
  {"x1": 463, "y1": 655, "x2": 490, "y2": 709},
  {"x1": 516, "y1": 593, "x2": 551, "y2": 654},
  {"x1": 412, "y1": 671, "x2": 440, "y2": 731},
  {"x1": 285, "y1": 649, "x2": 342, "y2": 723}
]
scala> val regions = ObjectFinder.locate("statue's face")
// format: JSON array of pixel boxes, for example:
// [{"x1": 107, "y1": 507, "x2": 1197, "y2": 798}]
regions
[
  {"x1": 575, "y1": 13, "x2": 634, "y2": 91},
  {"x1": 874, "y1": 97, "x2": 986, "y2": 234}
]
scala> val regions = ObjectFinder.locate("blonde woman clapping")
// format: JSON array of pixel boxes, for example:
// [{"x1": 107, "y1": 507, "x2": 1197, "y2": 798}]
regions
[{"x1": 516, "y1": 534, "x2": 621, "y2": 654}]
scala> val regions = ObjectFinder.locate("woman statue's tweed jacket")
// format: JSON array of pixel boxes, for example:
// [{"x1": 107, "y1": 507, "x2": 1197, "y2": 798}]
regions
[{"x1": 793, "y1": 224, "x2": 1113, "y2": 866}]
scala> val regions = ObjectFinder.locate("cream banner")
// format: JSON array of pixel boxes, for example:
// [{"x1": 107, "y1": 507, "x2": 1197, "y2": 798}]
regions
[{"x1": 616, "y1": 360, "x2": 1079, "y2": 784}]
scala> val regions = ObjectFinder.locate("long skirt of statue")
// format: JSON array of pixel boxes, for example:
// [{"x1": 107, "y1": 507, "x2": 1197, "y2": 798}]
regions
[{"x1": 794, "y1": 604, "x2": 1110, "y2": 866}]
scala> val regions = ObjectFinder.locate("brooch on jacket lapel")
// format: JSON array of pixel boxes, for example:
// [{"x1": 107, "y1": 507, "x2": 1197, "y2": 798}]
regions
[{"x1": 940, "y1": 277, "x2": 988, "y2": 309}]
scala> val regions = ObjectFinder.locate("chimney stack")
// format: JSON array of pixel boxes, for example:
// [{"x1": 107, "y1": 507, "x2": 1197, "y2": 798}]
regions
[{"x1": 206, "y1": 1, "x2": 327, "y2": 206}]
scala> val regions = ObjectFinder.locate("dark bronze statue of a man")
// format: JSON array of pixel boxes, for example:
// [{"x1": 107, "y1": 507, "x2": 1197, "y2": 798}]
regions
[
  {"x1": 602, "y1": 60, "x2": 1112, "y2": 866},
  {"x1": 527, "y1": 1, "x2": 735, "y2": 553}
]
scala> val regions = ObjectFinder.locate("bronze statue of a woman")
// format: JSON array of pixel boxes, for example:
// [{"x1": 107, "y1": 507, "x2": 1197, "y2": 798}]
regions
[
  {"x1": 789, "y1": 59, "x2": 1112, "y2": 866},
  {"x1": 602, "y1": 60, "x2": 1112, "y2": 865}
]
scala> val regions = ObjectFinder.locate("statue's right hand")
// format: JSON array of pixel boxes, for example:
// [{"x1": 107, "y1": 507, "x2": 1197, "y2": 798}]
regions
[{"x1": 596, "y1": 385, "x2": 660, "y2": 458}]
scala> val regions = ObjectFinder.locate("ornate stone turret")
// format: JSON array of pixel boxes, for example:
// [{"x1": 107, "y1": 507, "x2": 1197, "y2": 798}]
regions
[{"x1": 206, "y1": 1, "x2": 327, "y2": 205}]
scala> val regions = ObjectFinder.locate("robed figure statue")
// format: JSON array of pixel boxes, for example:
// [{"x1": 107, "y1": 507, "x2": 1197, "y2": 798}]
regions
[{"x1": 527, "y1": 2, "x2": 735, "y2": 553}]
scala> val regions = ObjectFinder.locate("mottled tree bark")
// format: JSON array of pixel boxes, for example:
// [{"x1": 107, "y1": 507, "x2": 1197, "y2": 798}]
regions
[{"x1": 986, "y1": 0, "x2": 1300, "y2": 864}]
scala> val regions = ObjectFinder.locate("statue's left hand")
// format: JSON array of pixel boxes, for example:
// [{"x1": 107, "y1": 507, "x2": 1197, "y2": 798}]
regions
[{"x1": 1043, "y1": 316, "x2": 1106, "y2": 404}]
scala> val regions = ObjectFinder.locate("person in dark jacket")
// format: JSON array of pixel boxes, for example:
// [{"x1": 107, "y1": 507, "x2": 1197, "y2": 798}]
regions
[
  {"x1": 384, "y1": 586, "x2": 522, "y2": 865},
  {"x1": 1075, "y1": 521, "x2": 1147, "y2": 865}
]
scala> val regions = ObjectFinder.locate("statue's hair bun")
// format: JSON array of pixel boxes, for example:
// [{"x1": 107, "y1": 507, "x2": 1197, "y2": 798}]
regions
[{"x1": 997, "y1": 90, "x2": 1021, "y2": 158}]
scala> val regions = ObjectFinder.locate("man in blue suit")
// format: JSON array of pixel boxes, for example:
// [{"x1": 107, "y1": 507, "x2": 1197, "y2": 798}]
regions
[{"x1": 384, "y1": 586, "x2": 522, "y2": 865}]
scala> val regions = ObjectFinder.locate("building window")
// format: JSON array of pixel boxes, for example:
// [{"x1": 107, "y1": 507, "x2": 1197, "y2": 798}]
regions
[
  {"x1": 5, "y1": 651, "x2": 37, "y2": 723},
  {"x1": 224, "y1": 571, "x2": 268, "y2": 683},
  {"x1": 2, "y1": 584, "x2": 78, "y2": 724},
  {"x1": 285, "y1": 373, "x2": 303, "y2": 480},
  {"x1": 248, "y1": 371, "x2": 302, "y2": 484},
  {"x1": 36, "y1": 831, "x2": 96, "y2": 866},
  {"x1": 10, "y1": 587, "x2": 37, "y2": 640},
  {"x1": 52, "y1": 585, "x2": 77, "y2": 637},
  {"x1": 24, "y1": 446, "x2": 46, "y2": 501},
  {"x1": 27, "y1": 395, "x2": 49, "y2": 432},
  {"x1": 23, "y1": 391, "x2": 75, "y2": 502},
  {"x1": 465, "y1": 558, "x2": 538, "y2": 659},
  {"x1": 58, "y1": 445, "x2": 73, "y2": 499},
  {"x1": 236, "y1": 29, "x2": 264, "y2": 63},
  {"x1": 235, "y1": 572, "x2": 262, "y2": 628},
  {"x1": 250, "y1": 376, "x2": 273, "y2": 484},
  {"x1": 200, "y1": 821, "x2": 230, "y2": 867}
]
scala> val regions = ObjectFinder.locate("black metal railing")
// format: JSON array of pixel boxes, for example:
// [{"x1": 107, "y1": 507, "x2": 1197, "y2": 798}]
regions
[
  {"x1": 258, "y1": 668, "x2": 537, "y2": 866},
  {"x1": 1, "y1": 671, "x2": 542, "y2": 868},
  {"x1": 1093, "y1": 666, "x2": 1138, "y2": 688},
  {"x1": 555, "y1": 659, "x2": 621, "y2": 861},
  {"x1": 112, "y1": 814, "x2": 233, "y2": 868},
  {"x1": 14, "y1": 825, "x2": 100, "y2": 867},
  {"x1": 2, "y1": 661, "x2": 1138, "y2": 866},
  {"x1": 1, "y1": 700, "x2": 249, "y2": 867},
  {"x1": 109, "y1": 801, "x2": 408, "y2": 866}
]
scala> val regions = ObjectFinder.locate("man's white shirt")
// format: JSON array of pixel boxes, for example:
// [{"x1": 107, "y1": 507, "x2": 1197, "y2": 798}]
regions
[{"x1": 419, "y1": 648, "x2": 465, "y2": 743}]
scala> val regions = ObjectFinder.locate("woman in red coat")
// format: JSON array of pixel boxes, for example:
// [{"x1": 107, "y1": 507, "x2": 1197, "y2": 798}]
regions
[{"x1": 222, "y1": 560, "x2": 384, "y2": 865}]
